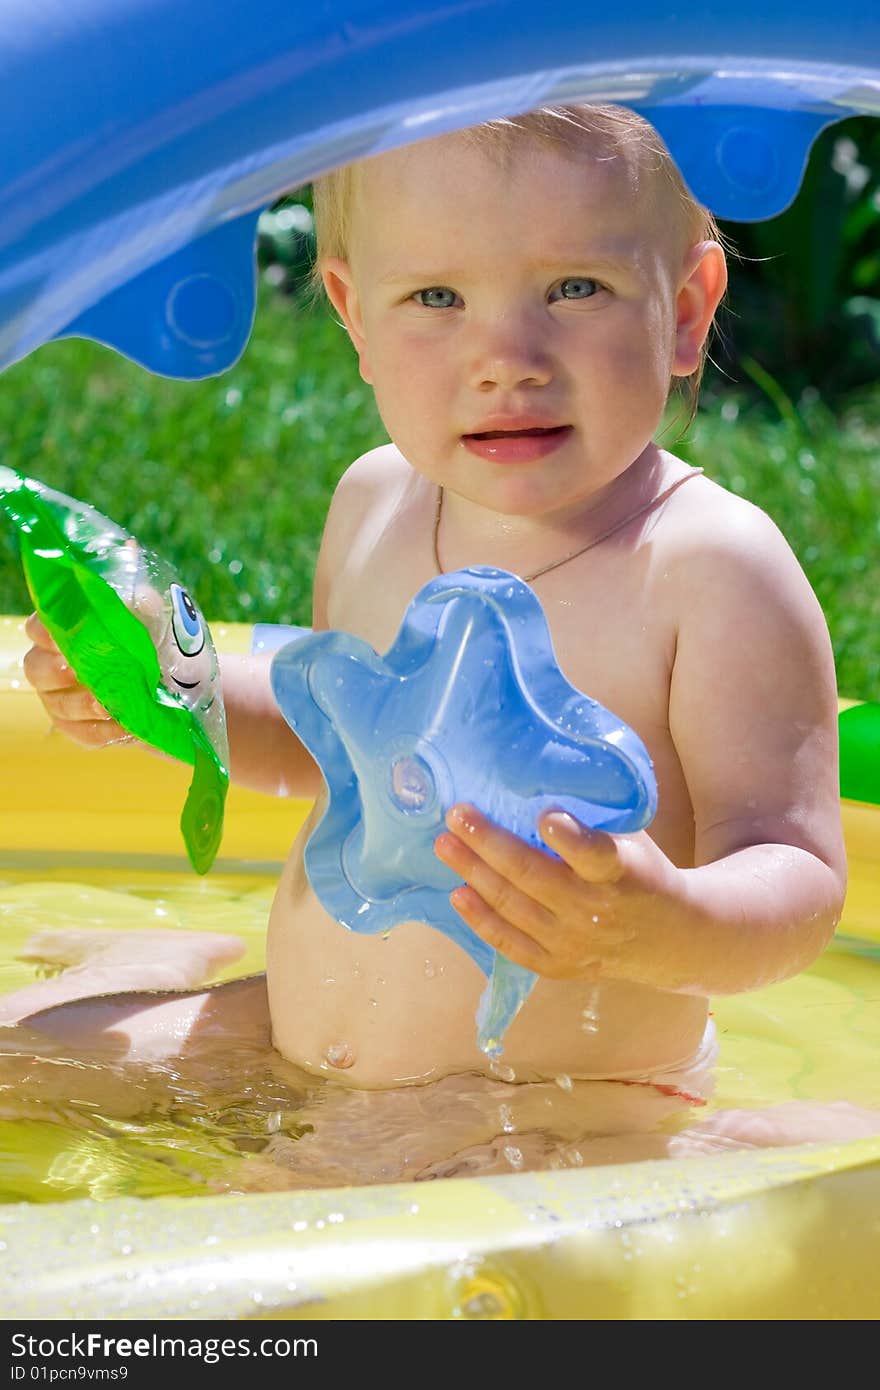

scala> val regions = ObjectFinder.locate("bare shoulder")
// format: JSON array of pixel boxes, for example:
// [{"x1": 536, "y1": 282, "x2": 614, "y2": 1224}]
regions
[
  {"x1": 312, "y1": 443, "x2": 411, "y2": 626},
  {"x1": 659, "y1": 468, "x2": 823, "y2": 626},
  {"x1": 324, "y1": 443, "x2": 409, "y2": 536}
]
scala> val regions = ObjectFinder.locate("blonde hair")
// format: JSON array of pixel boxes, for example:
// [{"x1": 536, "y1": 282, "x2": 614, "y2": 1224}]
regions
[{"x1": 311, "y1": 104, "x2": 726, "y2": 433}]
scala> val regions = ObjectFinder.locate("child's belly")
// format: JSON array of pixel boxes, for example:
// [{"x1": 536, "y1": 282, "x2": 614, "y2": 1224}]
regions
[{"x1": 266, "y1": 847, "x2": 709, "y2": 1090}]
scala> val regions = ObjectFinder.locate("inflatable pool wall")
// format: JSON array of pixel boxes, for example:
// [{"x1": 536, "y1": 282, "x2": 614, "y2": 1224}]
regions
[
  {"x1": 2, "y1": 0, "x2": 880, "y2": 1322},
  {"x1": 1, "y1": 620, "x2": 880, "y2": 1320},
  {"x1": 2, "y1": 1, "x2": 879, "y2": 379}
]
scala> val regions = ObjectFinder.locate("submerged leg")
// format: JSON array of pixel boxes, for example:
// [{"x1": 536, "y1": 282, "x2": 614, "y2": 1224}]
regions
[
  {"x1": 670, "y1": 1100, "x2": 880, "y2": 1154},
  {"x1": 0, "y1": 974, "x2": 272, "y2": 1118},
  {"x1": 0, "y1": 926, "x2": 270, "y2": 1117},
  {"x1": 0, "y1": 926, "x2": 246, "y2": 1023}
]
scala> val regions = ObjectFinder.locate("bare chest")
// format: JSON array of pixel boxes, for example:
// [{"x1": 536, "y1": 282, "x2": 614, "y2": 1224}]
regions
[{"x1": 328, "y1": 520, "x2": 691, "y2": 863}]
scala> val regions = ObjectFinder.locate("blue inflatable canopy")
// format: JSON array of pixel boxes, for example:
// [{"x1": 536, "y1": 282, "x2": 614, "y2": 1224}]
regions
[{"x1": 1, "y1": 0, "x2": 878, "y2": 380}]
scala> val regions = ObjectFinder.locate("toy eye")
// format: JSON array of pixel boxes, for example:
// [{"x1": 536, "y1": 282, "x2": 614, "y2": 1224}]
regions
[{"x1": 170, "y1": 583, "x2": 205, "y2": 657}]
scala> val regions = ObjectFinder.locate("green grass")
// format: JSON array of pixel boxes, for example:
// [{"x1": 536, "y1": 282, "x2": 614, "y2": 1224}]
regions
[
  {"x1": 0, "y1": 287, "x2": 386, "y2": 628},
  {"x1": 1, "y1": 286, "x2": 877, "y2": 699}
]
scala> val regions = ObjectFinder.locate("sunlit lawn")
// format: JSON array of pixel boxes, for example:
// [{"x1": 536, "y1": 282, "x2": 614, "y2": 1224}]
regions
[{"x1": 1, "y1": 285, "x2": 877, "y2": 700}]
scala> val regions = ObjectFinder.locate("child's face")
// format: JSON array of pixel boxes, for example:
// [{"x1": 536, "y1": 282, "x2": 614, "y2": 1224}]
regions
[{"x1": 324, "y1": 131, "x2": 722, "y2": 519}]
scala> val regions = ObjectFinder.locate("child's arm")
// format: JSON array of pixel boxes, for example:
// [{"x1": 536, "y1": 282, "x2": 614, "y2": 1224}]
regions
[
  {"x1": 435, "y1": 506, "x2": 847, "y2": 996},
  {"x1": 20, "y1": 463, "x2": 379, "y2": 799},
  {"x1": 22, "y1": 611, "x2": 323, "y2": 798}
]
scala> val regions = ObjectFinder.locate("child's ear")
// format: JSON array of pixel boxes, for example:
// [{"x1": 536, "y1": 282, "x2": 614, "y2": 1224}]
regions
[
  {"x1": 321, "y1": 257, "x2": 373, "y2": 384},
  {"x1": 672, "y1": 241, "x2": 727, "y2": 376}
]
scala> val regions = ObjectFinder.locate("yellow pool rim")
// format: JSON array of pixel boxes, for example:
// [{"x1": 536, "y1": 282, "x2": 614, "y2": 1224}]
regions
[{"x1": 1, "y1": 614, "x2": 879, "y2": 1321}]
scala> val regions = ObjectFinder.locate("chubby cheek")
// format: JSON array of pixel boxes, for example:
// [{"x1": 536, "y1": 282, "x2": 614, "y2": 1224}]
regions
[
  {"x1": 587, "y1": 315, "x2": 672, "y2": 428},
  {"x1": 369, "y1": 338, "x2": 456, "y2": 464}
]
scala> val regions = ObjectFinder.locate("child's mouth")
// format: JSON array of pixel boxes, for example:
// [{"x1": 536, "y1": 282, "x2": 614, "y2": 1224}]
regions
[{"x1": 462, "y1": 424, "x2": 572, "y2": 463}]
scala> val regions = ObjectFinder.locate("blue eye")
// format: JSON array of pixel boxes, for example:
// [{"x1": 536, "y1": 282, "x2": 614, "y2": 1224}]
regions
[
  {"x1": 554, "y1": 277, "x2": 600, "y2": 300},
  {"x1": 170, "y1": 583, "x2": 205, "y2": 656},
  {"x1": 415, "y1": 287, "x2": 458, "y2": 309}
]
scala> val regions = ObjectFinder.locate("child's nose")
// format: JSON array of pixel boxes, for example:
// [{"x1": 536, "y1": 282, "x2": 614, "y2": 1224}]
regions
[{"x1": 468, "y1": 319, "x2": 553, "y2": 391}]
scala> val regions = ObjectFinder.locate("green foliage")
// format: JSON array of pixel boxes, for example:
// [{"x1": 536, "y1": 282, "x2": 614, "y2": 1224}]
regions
[
  {"x1": 0, "y1": 287, "x2": 877, "y2": 701},
  {"x1": 670, "y1": 383, "x2": 880, "y2": 701},
  {"x1": 256, "y1": 196, "x2": 316, "y2": 298},
  {"x1": 0, "y1": 288, "x2": 386, "y2": 628},
  {"x1": 712, "y1": 115, "x2": 880, "y2": 399}
]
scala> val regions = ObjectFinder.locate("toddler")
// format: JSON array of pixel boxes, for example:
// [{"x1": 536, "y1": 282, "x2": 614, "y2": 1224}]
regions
[{"x1": 15, "y1": 105, "x2": 872, "y2": 1182}]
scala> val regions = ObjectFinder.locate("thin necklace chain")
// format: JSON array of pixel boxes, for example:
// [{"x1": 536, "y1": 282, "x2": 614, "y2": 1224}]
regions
[{"x1": 432, "y1": 467, "x2": 704, "y2": 583}]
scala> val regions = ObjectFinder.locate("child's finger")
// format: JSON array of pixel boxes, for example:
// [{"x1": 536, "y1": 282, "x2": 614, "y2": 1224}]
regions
[
  {"x1": 22, "y1": 642, "x2": 76, "y2": 694},
  {"x1": 435, "y1": 829, "x2": 557, "y2": 936},
  {"x1": 539, "y1": 812, "x2": 624, "y2": 883},
  {"x1": 52, "y1": 714, "x2": 133, "y2": 750},
  {"x1": 39, "y1": 685, "x2": 110, "y2": 725},
  {"x1": 444, "y1": 804, "x2": 576, "y2": 908},
  {"x1": 23, "y1": 611, "x2": 58, "y2": 651},
  {"x1": 448, "y1": 884, "x2": 553, "y2": 973}
]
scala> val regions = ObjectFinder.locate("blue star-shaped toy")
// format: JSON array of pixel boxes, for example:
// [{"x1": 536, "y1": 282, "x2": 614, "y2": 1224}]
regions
[{"x1": 270, "y1": 567, "x2": 657, "y2": 1054}]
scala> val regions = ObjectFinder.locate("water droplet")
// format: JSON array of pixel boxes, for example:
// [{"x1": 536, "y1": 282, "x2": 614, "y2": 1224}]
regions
[
  {"x1": 554, "y1": 1073, "x2": 573, "y2": 1092},
  {"x1": 503, "y1": 1144, "x2": 524, "y2": 1169},
  {"x1": 489, "y1": 1059, "x2": 516, "y2": 1082},
  {"x1": 424, "y1": 960, "x2": 436, "y2": 978}
]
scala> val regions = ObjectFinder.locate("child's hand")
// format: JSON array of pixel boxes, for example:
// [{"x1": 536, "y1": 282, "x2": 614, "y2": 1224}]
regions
[
  {"x1": 434, "y1": 803, "x2": 687, "y2": 988},
  {"x1": 22, "y1": 612, "x2": 133, "y2": 749}
]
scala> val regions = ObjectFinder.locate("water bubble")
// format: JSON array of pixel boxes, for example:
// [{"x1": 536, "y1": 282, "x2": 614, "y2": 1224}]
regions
[
  {"x1": 461, "y1": 1291, "x2": 506, "y2": 1318},
  {"x1": 581, "y1": 982, "x2": 601, "y2": 1033},
  {"x1": 490, "y1": 1059, "x2": 516, "y2": 1082}
]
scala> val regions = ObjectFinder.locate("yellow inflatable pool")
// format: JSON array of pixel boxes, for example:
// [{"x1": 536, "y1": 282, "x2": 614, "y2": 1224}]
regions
[{"x1": 1, "y1": 615, "x2": 879, "y2": 1320}]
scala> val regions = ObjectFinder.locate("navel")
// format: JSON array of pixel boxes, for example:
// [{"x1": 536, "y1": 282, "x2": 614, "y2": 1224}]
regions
[{"x1": 325, "y1": 1040, "x2": 355, "y2": 1070}]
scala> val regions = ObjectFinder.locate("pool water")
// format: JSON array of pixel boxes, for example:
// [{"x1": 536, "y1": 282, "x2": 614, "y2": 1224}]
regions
[{"x1": 2, "y1": 865, "x2": 879, "y2": 1204}]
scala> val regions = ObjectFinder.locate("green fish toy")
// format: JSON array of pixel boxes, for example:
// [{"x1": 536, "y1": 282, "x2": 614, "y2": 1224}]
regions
[{"x1": 0, "y1": 467, "x2": 228, "y2": 873}]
